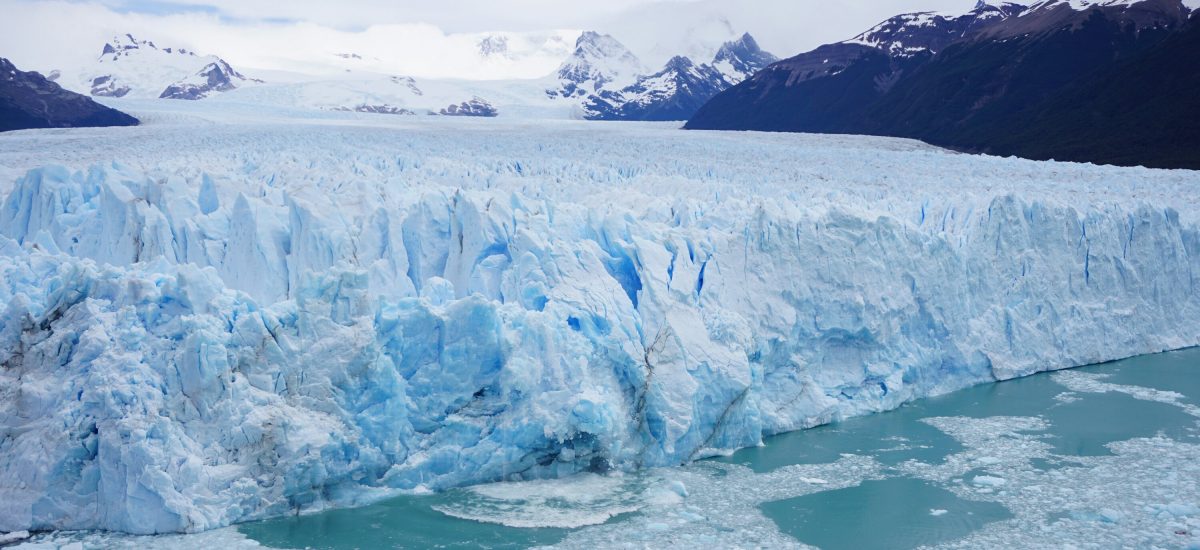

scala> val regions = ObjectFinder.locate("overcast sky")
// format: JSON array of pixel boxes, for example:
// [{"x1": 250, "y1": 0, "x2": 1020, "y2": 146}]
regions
[{"x1": 0, "y1": 0, "x2": 977, "y2": 79}]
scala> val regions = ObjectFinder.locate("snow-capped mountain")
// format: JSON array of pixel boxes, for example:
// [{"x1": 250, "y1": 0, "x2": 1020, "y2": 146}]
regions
[
  {"x1": 1, "y1": 57, "x2": 137, "y2": 131},
  {"x1": 710, "y1": 33, "x2": 779, "y2": 85},
  {"x1": 217, "y1": 29, "x2": 768, "y2": 121},
  {"x1": 439, "y1": 96, "x2": 499, "y2": 117},
  {"x1": 845, "y1": 1, "x2": 1027, "y2": 56},
  {"x1": 584, "y1": 33, "x2": 776, "y2": 121},
  {"x1": 477, "y1": 35, "x2": 510, "y2": 58},
  {"x1": 973, "y1": 0, "x2": 1194, "y2": 38},
  {"x1": 549, "y1": 31, "x2": 644, "y2": 99},
  {"x1": 188, "y1": 29, "x2": 767, "y2": 121},
  {"x1": 159, "y1": 59, "x2": 253, "y2": 100},
  {"x1": 77, "y1": 34, "x2": 257, "y2": 100},
  {"x1": 584, "y1": 56, "x2": 728, "y2": 121},
  {"x1": 722, "y1": 0, "x2": 1028, "y2": 97},
  {"x1": 688, "y1": 0, "x2": 1200, "y2": 169}
]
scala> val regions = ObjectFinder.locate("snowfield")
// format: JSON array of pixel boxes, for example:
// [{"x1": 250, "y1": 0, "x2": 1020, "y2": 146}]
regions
[{"x1": 1, "y1": 100, "x2": 1198, "y2": 534}]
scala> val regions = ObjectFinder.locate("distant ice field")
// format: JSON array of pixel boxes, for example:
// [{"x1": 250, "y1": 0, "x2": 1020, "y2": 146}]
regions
[
  {"x1": 1, "y1": 100, "x2": 1199, "y2": 534},
  {"x1": 2, "y1": 98, "x2": 1196, "y2": 220}
]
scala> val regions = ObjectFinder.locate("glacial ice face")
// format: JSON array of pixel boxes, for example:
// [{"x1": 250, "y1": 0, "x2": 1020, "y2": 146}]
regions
[{"x1": 0, "y1": 117, "x2": 1198, "y2": 534}]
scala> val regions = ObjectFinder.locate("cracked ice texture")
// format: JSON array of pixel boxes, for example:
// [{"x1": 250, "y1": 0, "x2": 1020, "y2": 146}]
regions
[{"x1": 0, "y1": 116, "x2": 1198, "y2": 534}]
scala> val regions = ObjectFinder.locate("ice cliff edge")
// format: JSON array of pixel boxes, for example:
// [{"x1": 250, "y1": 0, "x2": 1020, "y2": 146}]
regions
[{"x1": 0, "y1": 159, "x2": 1198, "y2": 534}]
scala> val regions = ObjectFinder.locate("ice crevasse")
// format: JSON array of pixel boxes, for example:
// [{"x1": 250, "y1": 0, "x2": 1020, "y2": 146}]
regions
[{"x1": 1, "y1": 155, "x2": 1199, "y2": 534}]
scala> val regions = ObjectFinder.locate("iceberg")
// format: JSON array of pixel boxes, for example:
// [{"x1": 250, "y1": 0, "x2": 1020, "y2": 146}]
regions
[{"x1": 0, "y1": 115, "x2": 1198, "y2": 534}]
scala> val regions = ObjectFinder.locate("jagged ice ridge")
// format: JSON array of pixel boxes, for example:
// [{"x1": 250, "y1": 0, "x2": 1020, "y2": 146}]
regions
[{"x1": 0, "y1": 112, "x2": 1199, "y2": 534}]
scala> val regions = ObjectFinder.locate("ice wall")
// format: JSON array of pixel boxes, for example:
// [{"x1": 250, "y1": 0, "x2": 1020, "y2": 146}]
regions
[{"x1": 1, "y1": 124, "x2": 1199, "y2": 534}]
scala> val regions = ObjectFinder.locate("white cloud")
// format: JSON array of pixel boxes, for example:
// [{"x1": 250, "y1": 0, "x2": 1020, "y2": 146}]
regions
[{"x1": 99, "y1": 0, "x2": 678, "y2": 31}]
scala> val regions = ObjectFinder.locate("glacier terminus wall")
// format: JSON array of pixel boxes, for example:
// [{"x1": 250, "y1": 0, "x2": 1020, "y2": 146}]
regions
[{"x1": 1, "y1": 110, "x2": 1198, "y2": 534}]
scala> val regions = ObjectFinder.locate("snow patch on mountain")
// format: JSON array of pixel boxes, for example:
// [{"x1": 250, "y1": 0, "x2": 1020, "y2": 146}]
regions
[
  {"x1": 844, "y1": 1, "x2": 1027, "y2": 56},
  {"x1": 1027, "y1": 0, "x2": 1145, "y2": 11}
]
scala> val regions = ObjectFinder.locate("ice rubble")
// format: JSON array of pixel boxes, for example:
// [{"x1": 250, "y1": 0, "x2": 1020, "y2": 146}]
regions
[{"x1": 1, "y1": 115, "x2": 1199, "y2": 534}]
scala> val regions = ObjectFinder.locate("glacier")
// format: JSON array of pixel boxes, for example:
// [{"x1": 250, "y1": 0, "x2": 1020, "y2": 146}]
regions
[{"x1": 0, "y1": 104, "x2": 1199, "y2": 535}]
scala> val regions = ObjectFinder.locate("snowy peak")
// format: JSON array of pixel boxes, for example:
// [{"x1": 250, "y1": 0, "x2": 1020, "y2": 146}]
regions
[
  {"x1": 838, "y1": 0, "x2": 1188, "y2": 50},
  {"x1": 160, "y1": 59, "x2": 255, "y2": 100},
  {"x1": 979, "y1": 0, "x2": 1192, "y2": 38},
  {"x1": 974, "y1": 0, "x2": 1028, "y2": 13},
  {"x1": 99, "y1": 33, "x2": 197, "y2": 61},
  {"x1": 439, "y1": 96, "x2": 499, "y2": 117},
  {"x1": 647, "y1": 54, "x2": 727, "y2": 90},
  {"x1": 846, "y1": 3, "x2": 1028, "y2": 56},
  {"x1": 1020, "y1": 0, "x2": 1190, "y2": 14},
  {"x1": 662, "y1": 55, "x2": 697, "y2": 72},
  {"x1": 477, "y1": 35, "x2": 510, "y2": 58},
  {"x1": 713, "y1": 33, "x2": 768, "y2": 64},
  {"x1": 1026, "y1": 0, "x2": 1147, "y2": 10},
  {"x1": 552, "y1": 31, "x2": 643, "y2": 98},
  {"x1": 581, "y1": 31, "x2": 777, "y2": 120},
  {"x1": 80, "y1": 33, "x2": 255, "y2": 100},
  {"x1": 583, "y1": 52, "x2": 727, "y2": 121},
  {"x1": 711, "y1": 33, "x2": 778, "y2": 84}
]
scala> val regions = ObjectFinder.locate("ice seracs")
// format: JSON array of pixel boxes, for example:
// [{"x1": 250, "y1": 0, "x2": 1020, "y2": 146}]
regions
[{"x1": 0, "y1": 111, "x2": 1198, "y2": 535}]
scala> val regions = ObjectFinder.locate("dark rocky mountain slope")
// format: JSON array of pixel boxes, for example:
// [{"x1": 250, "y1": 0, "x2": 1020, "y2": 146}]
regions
[
  {"x1": 688, "y1": 0, "x2": 1200, "y2": 169},
  {"x1": 1, "y1": 57, "x2": 138, "y2": 132}
]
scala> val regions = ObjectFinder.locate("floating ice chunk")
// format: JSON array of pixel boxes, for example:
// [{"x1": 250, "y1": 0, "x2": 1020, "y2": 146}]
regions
[
  {"x1": 972, "y1": 476, "x2": 1007, "y2": 487},
  {"x1": 667, "y1": 480, "x2": 689, "y2": 498},
  {"x1": 432, "y1": 473, "x2": 653, "y2": 529},
  {"x1": 0, "y1": 531, "x2": 30, "y2": 545}
]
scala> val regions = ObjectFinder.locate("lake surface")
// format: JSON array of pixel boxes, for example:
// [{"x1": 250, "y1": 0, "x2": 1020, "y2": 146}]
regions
[
  {"x1": 230, "y1": 348, "x2": 1200, "y2": 550},
  {"x1": 17, "y1": 349, "x2": 1200, "y2": 549}
]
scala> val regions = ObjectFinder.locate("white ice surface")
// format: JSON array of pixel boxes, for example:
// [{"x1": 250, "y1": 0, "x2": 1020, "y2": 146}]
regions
[{"x1": 1, "y1": 101, "x2": 1199, "y2": 534}]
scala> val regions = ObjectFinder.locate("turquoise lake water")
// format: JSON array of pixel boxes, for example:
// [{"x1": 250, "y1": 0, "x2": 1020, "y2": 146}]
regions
[{"x1": 231, "y1": 348, "x2": 1200, "y2": 549}]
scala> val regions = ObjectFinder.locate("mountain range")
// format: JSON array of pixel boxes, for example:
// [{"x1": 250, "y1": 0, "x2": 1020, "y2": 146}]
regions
[
  {"x1": 6, "y1": 0, "x2": 1198, "y2": 161},
  {"x1": 687, "y1": 0, "x2": 1200, "y2": 170},
  {"x1": 85, "y1": 34, "x2": 258, "y2": 100},
  {"x1": 11, "y1": 30, "x2": 772, "y2": 122},
  {"x1": 582, "y1": 33, "x2": 777, "y2": 121}
]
